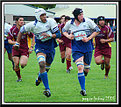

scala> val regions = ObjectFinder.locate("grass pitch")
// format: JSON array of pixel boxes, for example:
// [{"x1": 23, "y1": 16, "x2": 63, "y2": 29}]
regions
[{"x1": 4, "y1": 42, "x2": 117, "y2": 103}]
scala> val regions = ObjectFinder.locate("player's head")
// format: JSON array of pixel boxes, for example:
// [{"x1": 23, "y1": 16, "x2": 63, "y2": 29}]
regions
[
  {"x1": 65, "y1": 16, "x2": 71, "y2": 23},
  {"x1": 97, "y1": 16, "x2": 105, "y2": 27},
  {"x1": 72, "y1": 8, "x2": 83, "y2": 22},
  {"x1": 35, "y1": 8, "x2": 47, "y2": 23},
  {"x1": 15, "y1": 16, "x2": 24, "y2": 27},
  {"x1": 60, "y1": 15, "x2": 66, "y2": 24}
]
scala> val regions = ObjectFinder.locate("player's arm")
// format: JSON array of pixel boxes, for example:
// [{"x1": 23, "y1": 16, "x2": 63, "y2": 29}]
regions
[
  {"x1": 63, "y1": 31, "x2": 74, "y2": 40},
  {"x1": 100, "y1": 38, "x2": 114, "y2": 44},
  {"x1": 48, "y1": 18, "x2": 61, "y2": 39},
  {"x1": 82, "y1": 19, "x2": 100, "y2": 42},
  {"x1": 62, "y1": 20, "x2": 74, "y2": 40},
  {"x1": 7, "y1": 29, "x2": 18, "y2": 45},
  {"x1": 82, "y1": 31, "x2": 100, "y2": 42},
  {"x1": 100, "y1": 27, "x2": 114, "y2": 44}
]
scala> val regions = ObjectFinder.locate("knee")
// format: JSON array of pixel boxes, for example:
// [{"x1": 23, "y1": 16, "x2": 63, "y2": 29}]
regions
[
  {"x1": 39, "y1": 61, "x2": 46, "y2": 69},
  {"x1": 78, "y1": 65, "x2": 84, "y2": 71},
  {"x1": 20, "y1": 62, "x2": 27, "y2": 68},
  {"x1": 95, "y1": 60, "x2": 101, "y2": 65},
  {"x1": 66, "y1": 54, "x2": 71, "y2": 59},
  {"x1": 76, "y1": 61, "x2": 84, "y2": 72},
  {"x1": 14, "y1": 64, "x2": 19, "y2": 71}
]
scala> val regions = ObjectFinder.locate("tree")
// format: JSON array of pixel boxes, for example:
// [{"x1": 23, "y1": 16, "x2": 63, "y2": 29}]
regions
[{"x1": 28, "y1": 4, "x2": 56, "y2": 10}]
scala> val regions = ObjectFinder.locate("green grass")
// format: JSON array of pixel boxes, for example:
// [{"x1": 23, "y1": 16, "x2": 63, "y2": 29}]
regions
[{"x1": 4, "y1": 42, "x2": 117, "y2": 103}]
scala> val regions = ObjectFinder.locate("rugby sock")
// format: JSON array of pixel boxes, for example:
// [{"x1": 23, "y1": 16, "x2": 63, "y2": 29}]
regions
[
  {"x1": 11, "y1": 60, "x2": 14, "y2": 70},
  {"x1": 40, "y1": 71, "x2": 50, "y2": 90},
  {"x1": 15, "y1": 68, "x2": 21, "y2": 79},
  {"x1": 66, "y1": 58, "x2": 71, "y2": 70},
  {"x1": 78, "y1": 72, "x2": 85, "y2": 90},
  {"x1": 105, "y1": 64, "x2": 110, "y2": 76}
]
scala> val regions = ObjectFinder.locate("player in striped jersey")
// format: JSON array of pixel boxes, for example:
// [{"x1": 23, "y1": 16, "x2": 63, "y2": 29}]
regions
[
  {"x1": 15, "y1": 8, "x2": 61, "y2": 97},
  {"x1": 62, "y1": 8, "x2": 100, "y2": 96}
]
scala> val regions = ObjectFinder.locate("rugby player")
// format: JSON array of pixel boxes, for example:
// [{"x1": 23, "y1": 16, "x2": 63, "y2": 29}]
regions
[
  {"x1": 94, "y1": 16, "x2": 114, "y2": 79},
  {"x1": 57, "y1": 16, "x2": 73, "y2": 73},
  {"x1": 15, "y1": 8, "x2": 61, "y2": 97},
  {"x1": 62, "y1": 8, "x2": 100, "y2": 96},
  {"x1": 4, "y1": 22, "x2": 14, "y2": 70},
  {"x1": 7, "y1": 17, "x2": 35, "y2": 82}
]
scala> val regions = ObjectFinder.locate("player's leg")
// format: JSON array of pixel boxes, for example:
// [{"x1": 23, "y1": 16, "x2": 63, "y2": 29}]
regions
[
  {"x1": 7, "y1": 53, "x2": 14, "y2": 70},
  {"x1": 60, "y1": 51, "x2": 66, "y2": 63},
  {"x1": 12, "y1": 56, "x2": 21, "y2": 82},
  {"x1": 65, "y1": 47, "x2": 72, "y2": 73},
  {"x1": 94, "y1": 48, "x2": 104, "y2": 70},
  {"x1": 36, "y1": 52, "x2": 51, "y2": 97},
  {"x1": 59, "y1": 43, "x2": 66, "y2": 63},
  {"x1": 20, "y1": 55, "x2": 28, "y2": 69},
  {"x1": 104, "y1": 57, "x2": 111, "y2": 78},
  {"x1": 83, "y1": 51, "x2": 92, "y2": 76},
  {"x1": 103, "y1": 48, "x2": 111, "y2": 79},
  {"x1": 6, "y1": 44, "x2": 14, "y2": 70},
  {"x1": 75, "y1": 56, "x2": 86, "y2": 96},
  {"x1": 95, "y1": 55, "x2": 105, "y2": 70},
  {"x1": 46, "y1": 63, "x2": 51, "y2": 73}
]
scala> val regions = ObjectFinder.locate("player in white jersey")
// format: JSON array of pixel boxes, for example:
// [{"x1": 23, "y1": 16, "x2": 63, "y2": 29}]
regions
[
  {"x1": 62, "y1": 8, "x2": 100, "y2": 96},
  {"x1": 4, "y1": 22, "x2": 14, "y2": 70},
  {"x1": 15, "y1": 8, "x2": 61, "y2": 97}
]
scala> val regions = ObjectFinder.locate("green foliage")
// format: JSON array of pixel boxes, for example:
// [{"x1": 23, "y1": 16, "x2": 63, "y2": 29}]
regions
[
  {"x1": 4, "y1": 42, "x2": 117, "y2": 103},
  {"x1": 28, "y1": 4, "x2": 56, "y2": 10}
]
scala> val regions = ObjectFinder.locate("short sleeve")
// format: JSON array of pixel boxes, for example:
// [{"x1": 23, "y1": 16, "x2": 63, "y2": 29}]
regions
[
  {"x1": 48, "y1": 18, "x2": 58, "y2": 33},
  {"x1": 62, "y1": 20, "x2": 71, "y2": 33},
  {"x1": 20, "y1": 22, "x2": 35, "y2": 33}
]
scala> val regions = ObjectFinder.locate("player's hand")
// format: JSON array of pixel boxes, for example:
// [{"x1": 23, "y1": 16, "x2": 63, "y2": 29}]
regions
[
  {"x1": 13, "y1": 42, "x2": 20, "y2": 50},
  {"x1": 41, "y1": 33, "x2": 50, "y2": 37},
  {"x1": 28, "y1": 48, "x2": 33, "y2": 54},
  {"x1": 56, "y1": 39, "x2": 64, "y2": 44},
  {"x1": 68, "y1": 33, "x2": 74, "y2": 40},
  {"x1": 82, "y1": 37, "x2": 89, "y2": 42},
  {"x1": 100, "y1": 39, "x2": 106, "y2": 43}
]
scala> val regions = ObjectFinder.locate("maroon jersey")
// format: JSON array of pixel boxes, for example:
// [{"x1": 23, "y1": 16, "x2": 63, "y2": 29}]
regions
[
  {"x1": 95, "y1": 25, "x2": 114, "y2": 49},
  {"x1": 7, "y1": 25, "x2": 34, "y2": 50},
  {"x1": 58, "y1": 23, "x2": 71, "y2": 44}
]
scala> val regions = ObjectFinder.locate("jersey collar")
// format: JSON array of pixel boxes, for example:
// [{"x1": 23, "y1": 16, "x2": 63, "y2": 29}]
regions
[{"x1": 71, "y1": 18, "x2": 85, "y2": 24}]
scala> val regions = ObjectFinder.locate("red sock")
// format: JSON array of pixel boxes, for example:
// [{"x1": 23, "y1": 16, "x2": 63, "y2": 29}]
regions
[
  {"x1": 105, "y1": 64, "x2": 110, "y2": 76},
  {"x1": 66, "y1": 58, "x2": 71, "y2": 70},
  {"x1": 15, "y1": 68, "x2": 21, "y2": 79}
]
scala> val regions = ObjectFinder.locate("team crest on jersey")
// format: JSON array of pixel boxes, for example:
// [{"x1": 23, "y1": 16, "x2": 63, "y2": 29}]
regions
[{"x1": 46, "y1": 25, "x2": 50, "y2": 29}]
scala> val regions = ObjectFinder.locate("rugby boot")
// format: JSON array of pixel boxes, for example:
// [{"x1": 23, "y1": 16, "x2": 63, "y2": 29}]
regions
[{"x1": 43, "y1": 89, "x2": 51, "y2": 97}]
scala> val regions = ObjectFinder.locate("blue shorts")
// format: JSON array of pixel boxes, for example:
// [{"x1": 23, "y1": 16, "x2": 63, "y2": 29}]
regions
[
  {"x1": 34, "y1": 45, "x2": 55, "y2": 65},
  {"x1": 72, "y1": 51, "x2": 93, "y2": 65},
  {"x1": 4, "y1": 40, "x2": 13, "y2": 54}
]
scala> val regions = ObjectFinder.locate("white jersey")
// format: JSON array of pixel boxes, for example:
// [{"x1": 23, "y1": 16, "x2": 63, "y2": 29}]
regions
[
  {"x1": 62, "y1": 17, "x2": 100, "y2": 53},
  {"x1": 21, "y1": 18, "x2": 58, "y2": 42},
  {"x1": 4, "y1": 23, "x2": 12, "y2": 40},
  {"x1": 63, "y1": 17, "x2": 99, "y2": 41}
]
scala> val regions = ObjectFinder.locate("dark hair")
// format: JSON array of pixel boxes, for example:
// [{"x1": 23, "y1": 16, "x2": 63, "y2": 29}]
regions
[
  {"x1": 60, "y1": 15, "x2": 66, "y2": 19},
  {"x1": 15, "y1": 16, "x2": 24, "y2": 21},
  {"x1": 65, "y1": 16, "x2": 71, "y2": 21}
]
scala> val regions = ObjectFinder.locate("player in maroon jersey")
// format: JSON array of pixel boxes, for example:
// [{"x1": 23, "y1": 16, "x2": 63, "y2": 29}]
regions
[
  {"x1": 57, "y1": 15, "x2": 73, "y2": 73},
  {"x1": 94, "y1": 16, "x2": 114, "y2": 79},
  {"x1": 7, "y1": 16, "x2": 35, "y2": 82}
]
